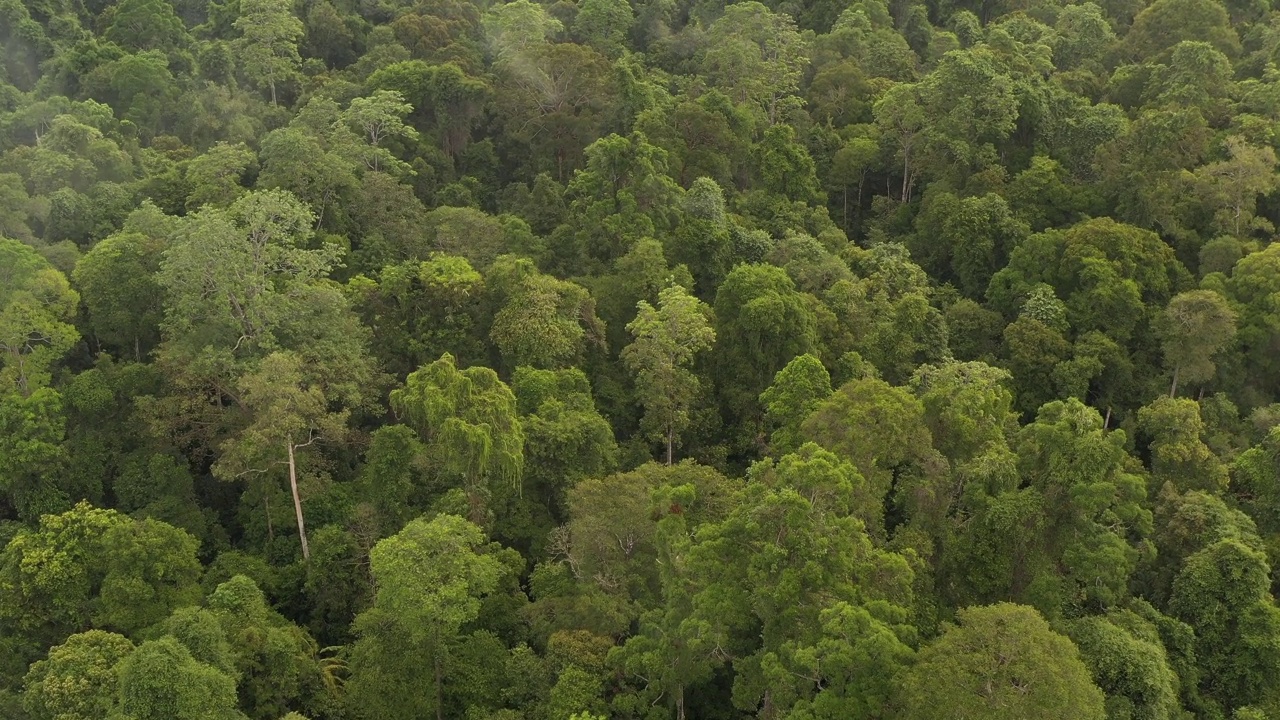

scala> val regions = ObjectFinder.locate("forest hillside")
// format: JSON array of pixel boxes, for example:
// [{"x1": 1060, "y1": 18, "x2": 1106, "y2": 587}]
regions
[{"x1": 3, "y1": 0, "x2": 1280, "y2": 716}]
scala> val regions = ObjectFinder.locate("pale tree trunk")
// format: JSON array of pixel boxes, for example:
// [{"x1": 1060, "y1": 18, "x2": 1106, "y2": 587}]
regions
[
  {"x1": 287, "y1": 435, "x2": 310, "y2": 560},
  {"x1": 1169, "y1": 365, "x2": 1180, "y2": 399},
  {"x1": 901, "y1": 156, "x2": 911, "y2": 202},
  {"x1": 676, "y1": 683, "x2": 686, "y2": 720},
  {"x1": 666, "y1": 426, "x2": 674, "y2": 466}
]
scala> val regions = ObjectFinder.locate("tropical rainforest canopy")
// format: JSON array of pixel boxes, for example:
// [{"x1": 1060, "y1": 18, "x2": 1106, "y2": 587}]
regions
[{"x1": 3, "y1": 0, "x2": 1280, "y2": 716}]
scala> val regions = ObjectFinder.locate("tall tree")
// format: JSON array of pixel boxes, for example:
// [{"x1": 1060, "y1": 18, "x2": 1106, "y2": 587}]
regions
[
  {"x1": 0, "y1": 503, "x2": 202, "y2": 673},
  {"x1": 897, "y1": 603, "x2": 1106, "y2": 720},
  {"x1": 153, "y1": 189, "x2": 376, "y2": 531},
  {"x1": 910, "y1": 191, "x2": 1029, "y2": 299},
  {"x1": 22, "y1": 630, "x2": 135, "y2": 720},
  {"x1": 571, "y1": 0, "x2": 633, "y2": 58},
  {"x1": 1123, "y1": 0, "x2": 1240, "y2": 59},
  {"x1": 874, "y1": 83, "x2": 927, "y2": 203},
  {"x1": 0, "y1": 387, "x2": 68, "y2": 522},
  {"x1": 510, "y1": 367, "x2": 618, "y2": 537},
  {"x1": 1194, "y1": 137, "x2": 1279, "y2": 239},
  {"x1": 157, "y1": 189, "x2": 339, "y2": 367},
  {"x1": 1223, "y1": 244, "x2": 1280, "y2": 399},
  {"x1": 104, "y1": 0, "x2": 190, "y2": 52},
  {"x1": 342, "y1": 90, "x2": 419, "y2": 174},
  {"x1": 367, "y1": 61, "x2": 491, "y2": 159},
  {"x1": 488, "y1": 258, "x2": 603, "y2": 370},
  {"x1": 114, "y1": 636, "x2": 246, "y2": 720},
  {"x1": 686, "y1": 444, "x2": 914, "y2": 718},
  {"x1": 713, "y1": 263, "x2": 820, "y2": 430},
  {"x1": 701, "y1": 2, "x2": 809, "y2": 123},
  {"x1": 1157, "y1": 290, "x2": 1236, "y2": 397},
  {"x1": 73, "y1": 228, "x2": 165, "y2": 360},
  {"x1": 622, "y1": 283, "x2": 716, "y2": 465},
  {"x1": 0, "y1": 243, "x2": 78, "y2": 520},
  {"x1": 1168, "y1": 539, "x2": 1280, "y2": 713},
  {"x1": 184, "y1": 143, "x2": 256, "y2": 211},
  {"x1": 608, "y1": 483, "x2": 713, "y2": 720},
  {"x1": 483, "y1": 0, "x2": 563, "y2": 59},
  {"x1": 759, "y1": 353, "x2": 832, "y2": 455},
  {"x1": 1138, "y1": 396, "x2": 1229, "y2": 494},
  {"x1": 493, "y1": 42, "x2": 615, "y2": 180},
  {"x1": 212, "y1": 352, "x2": 350, "y2": 560},
  {"x1": 987, "y1": 217, "x2": 1189, "y2": 345},
  {"x1": 0, "y1": 239, "x2": 79, "y2": 397},
  {"x1": 344, "y1": 514, "x2": 507, "y2": 720},
  {"x1": 255, "y1": 114, "x2": 361, "y2": 231},
  {"x1": 549, "y1": 461, "x2": 733, "y2": 635},
  {"x1": 1013, "y1": 399, "x2": 1152, "y2": 611},
  {"x1": 235, "y1": 0, "x2": 305, "y2": 105},
  {"x1": 347, "y1": 255, "x2": 486, "y2": 375},
  {"x1": 389, "y1": 354, "x2": 523, "y2": 525},
  {"x1": 912, "y1": 46, "x2": 1019, "y2": 187},
  {"x1": 1061, "y1": 607, "x2": 1187, "y2": 720},
  {"x1": 801, "y1": 374, "x2": 933, "y2": 532},
  {"x1": 199, "y1": 575, "x2": 329, "y2": 719}
]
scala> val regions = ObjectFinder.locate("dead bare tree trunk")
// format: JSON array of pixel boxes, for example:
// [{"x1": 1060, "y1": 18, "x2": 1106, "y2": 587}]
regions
[{"x1": 287, "y1": 434, "x2": 310, "y2": 560}]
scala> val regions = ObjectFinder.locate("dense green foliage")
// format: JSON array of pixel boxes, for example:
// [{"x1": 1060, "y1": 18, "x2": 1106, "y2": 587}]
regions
[{"x1": 4, "y1": 0, "x2": 1280, "y2": 717}]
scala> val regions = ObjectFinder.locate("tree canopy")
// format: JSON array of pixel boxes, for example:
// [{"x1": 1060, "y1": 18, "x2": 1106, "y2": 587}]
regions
[{"x1": 4, "y1": 0, "x2": 1280, "y2": 717}]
